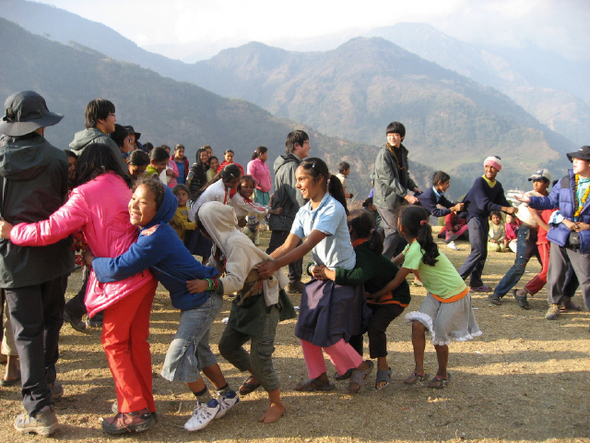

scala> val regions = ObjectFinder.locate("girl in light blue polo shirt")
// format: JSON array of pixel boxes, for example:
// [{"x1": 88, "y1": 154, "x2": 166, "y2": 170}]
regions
[{"x1": 258, "y1": 158, "x2": 373, "y2": 394}]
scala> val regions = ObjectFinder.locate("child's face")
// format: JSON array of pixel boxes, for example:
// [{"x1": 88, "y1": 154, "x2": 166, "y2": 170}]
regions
[
  {"x1": 532, "y1": 179, "x2": 549, "y2": 194},
  {"x1": 152, "y1": 159, "x2": 168, "y2": 174},
  {"x1": 295, "y1": 166, "x2": 324, "y2": 201},
  {"x1": 259, "y1": 151, "x2": 268, "y2": 162},
  {"x1": 484, "y1": 165, "x2": 499, "y2": 181},
  {"x1": 342, "y1": 167, "x2": 350, "y2": 176},
  {"x1": 436, "y1": 180, "x2": 450, "y2": 193},
  {"x1": 199, "y1": 150, "x2": 209, "y2": 163},
  {"x1": 176, "y1": 189, "x2": 189, "y2": 207},
  {"x1": 128, "y1": 164, "x2": 147, "y2": 179},
  {"x1": 239, "y1": 180, "x2": 255, "y2": 199},
  {"x1": 209, "y1": 158, "x2": 219, "y2": 170},
  {"x1": 174, "y1": 147, "x2": 185, "y2": 160},
  {"x1": 224, "y1": 152, "x2": 234, "y2": 162},
  {"x1": 129, "y1": 184, "x2": 158, "y2": 227},
  {"x1": 506, "y1": 214, "x2": 514, "y2": 224},
  {"x1": 491, "y1": 214, "x2": 501, "y2": 225}
]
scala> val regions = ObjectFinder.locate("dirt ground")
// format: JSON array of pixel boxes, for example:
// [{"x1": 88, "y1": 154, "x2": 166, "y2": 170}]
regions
[{"x1": 1, "y1": 227, "x2": 589, "y2": 443}]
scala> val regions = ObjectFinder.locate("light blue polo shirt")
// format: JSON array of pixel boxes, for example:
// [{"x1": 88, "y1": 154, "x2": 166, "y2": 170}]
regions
[{"x1": 291, "y1": 193, "x2": 355, "y2": 270}]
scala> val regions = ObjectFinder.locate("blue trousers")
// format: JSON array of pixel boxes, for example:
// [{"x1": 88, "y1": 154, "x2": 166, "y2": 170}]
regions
[
  {"x1": 493, "y1": 226, "x2": 540, "y2": 297},
  {"x1": 458, "y1": 216, "x2": 488, "y2": 287}
]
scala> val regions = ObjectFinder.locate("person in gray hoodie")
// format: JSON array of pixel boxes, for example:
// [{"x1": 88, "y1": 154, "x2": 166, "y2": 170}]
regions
[
  {"x1": 69, "y1": 98, "x2": 127, "y2": 171},
  {"x1": 0, "y1": 91, "x2": 74, "y2": 436},
  {"x1": 267, "y1": 130, "x2": 310, "y2": 293}
]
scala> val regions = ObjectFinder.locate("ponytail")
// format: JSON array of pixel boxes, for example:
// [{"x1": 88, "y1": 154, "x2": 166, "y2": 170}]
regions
[
  {"x1": 348, "y1": 209, "x2": 383, "y2": 255},
  {"x1": 299, "y1": 157, "x2": 348, "y2": 214},
  {"x1": 400, "y1": 206, "x2": 439, "y2": 266}
]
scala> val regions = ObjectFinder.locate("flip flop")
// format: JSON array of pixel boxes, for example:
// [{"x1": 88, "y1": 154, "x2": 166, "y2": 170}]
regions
[
  {"x1": 294, "y1": 378, "x2": 335, "y2": 392},
  {"x1": 348, "y1": 360, "x2": 374, "y2": 394},
  {"x1": 375, "y1": 367, "x2": 391, "y2": 390},
  {"x1": 239, "y1": 376, "x2": 261, "y2": 395},
  {"x1": 427, "y1": 373, "x2": 451, "y2": 389},
  {"x1": 513, "y1": 290, "x2": 530, "y2": 310}
]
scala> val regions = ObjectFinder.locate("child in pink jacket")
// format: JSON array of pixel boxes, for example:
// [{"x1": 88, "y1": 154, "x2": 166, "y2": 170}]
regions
[{"x1": 0, "y1": 143, "x2": 158, "y2": 435}]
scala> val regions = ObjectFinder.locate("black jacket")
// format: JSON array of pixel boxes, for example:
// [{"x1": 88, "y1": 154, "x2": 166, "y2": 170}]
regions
[{"x1": 0, "y1": 133, "x2": 74, "y2": 288}]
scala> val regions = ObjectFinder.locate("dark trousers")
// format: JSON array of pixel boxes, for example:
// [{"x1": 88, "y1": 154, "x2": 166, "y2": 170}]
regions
[
  {"x1": 267, "y1": 230, "x2": 302, "y2": 283},
  {"x1": 376, "y1": 205, "x2": 402, "y2": 259},
  {"x1": 458, "y1": 216, "x2": 488, "y2": 287},
  {"x1": 350, "y1": 303, "x2": 405, "y2": 359},
  {"x1": 5, "y1": 275, "x2": 68, "y2": 416},
  {"x1": 547, "y1": 242, "x2": 590, "y2": 308}
]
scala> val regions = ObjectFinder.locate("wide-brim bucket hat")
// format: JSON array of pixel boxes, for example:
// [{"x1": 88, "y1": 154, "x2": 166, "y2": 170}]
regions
[{"x1": 0, "y1": 90, "x2": 63, "y2": 137}]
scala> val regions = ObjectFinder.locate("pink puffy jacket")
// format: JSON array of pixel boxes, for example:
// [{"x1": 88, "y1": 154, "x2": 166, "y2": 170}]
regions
[{"x1": 10, "y1": 172, "x2": 155, "y2": 317}]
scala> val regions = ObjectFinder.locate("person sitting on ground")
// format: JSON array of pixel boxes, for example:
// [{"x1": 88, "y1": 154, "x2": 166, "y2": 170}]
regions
[{"x1": 488, "y1": 211, "x2": 507, "y2": 252}]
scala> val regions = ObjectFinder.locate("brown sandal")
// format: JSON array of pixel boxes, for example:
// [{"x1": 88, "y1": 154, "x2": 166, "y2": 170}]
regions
[{"x1": 403, "y1": 372, "x2": 429, "y2": 385}]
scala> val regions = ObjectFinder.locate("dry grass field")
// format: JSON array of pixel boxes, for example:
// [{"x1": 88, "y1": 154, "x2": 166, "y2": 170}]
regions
[{"x1": 1, "y1": 228, "x2": 589, "y2": 442}]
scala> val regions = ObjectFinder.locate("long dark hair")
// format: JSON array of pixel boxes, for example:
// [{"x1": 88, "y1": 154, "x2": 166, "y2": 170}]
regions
[
  {"x1": 74, "y1": 142, "x2": 132, "y2": 188},
  {"x1": 198, "y1": 163, "x2": 241, "y2": 195},
  {"x1": 399, "y1": 206, "x2": 439, "y2": 266},
  {"x1": 251, "y1": 146, "x2": 268, "y2": 160},
  {"x1": 298, "y1": 157, "x2": 347, "y2": 213},
  {"x1": 347, "y1": 209, "x2": 383, "y2": 255},
  {"x1": 196, "y1": 147, "x2": 208, "y2": 168}
]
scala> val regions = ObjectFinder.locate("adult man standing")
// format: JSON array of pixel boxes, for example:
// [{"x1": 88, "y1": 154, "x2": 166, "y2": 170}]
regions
[
  {"x1": 373, "y1": 122, "x2": 421, "y2": 258},
  {"x1": 267, "y1": 130, "x2": 310, "y2": 293},
  {"x1": 0, "y1": 91, "x2": 74, "y2": 436},
  {"x1": 69, "y1": 98, "x2": 127, "y2": 170}
]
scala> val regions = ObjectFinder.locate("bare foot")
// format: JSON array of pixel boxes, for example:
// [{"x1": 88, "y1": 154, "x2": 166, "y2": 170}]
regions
[{"x1": 258, "y1": 401, "x2": 285, "y2": 423}]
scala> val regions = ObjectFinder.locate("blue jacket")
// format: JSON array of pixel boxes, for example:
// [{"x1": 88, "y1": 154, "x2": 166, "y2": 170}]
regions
[
  {"x1": 529, "y1": 169, "x2": 590, "y2": 254},
  {"x1": 92, "y1": 185, "x2": 218, "y2": 310},
  {"x1": 417, "y1": 186, "x2": 454, "y2": 217}
]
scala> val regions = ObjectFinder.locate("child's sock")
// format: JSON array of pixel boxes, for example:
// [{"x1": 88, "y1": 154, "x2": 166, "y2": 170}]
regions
[
  {"x1": 216, "y1": 383, "x2": 232, "y2": 395},
  {"x1": 193, "y1": 387, "x2": 213, "y2": 404}
]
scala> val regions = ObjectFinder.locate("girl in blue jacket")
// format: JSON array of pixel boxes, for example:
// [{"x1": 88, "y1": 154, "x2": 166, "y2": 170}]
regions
[{"x1": 88, "y1": 178, "x2": 239, "y2": 432}]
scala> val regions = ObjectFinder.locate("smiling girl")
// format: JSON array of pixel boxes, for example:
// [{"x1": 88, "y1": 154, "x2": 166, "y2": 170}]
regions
[
  {"x1": 89, "y1": 179, "x2": 239, "y2": 433},
  {"x1": 257, "y1": 158, "x2": 373, "y2": 394},
  {"x1": 0, "y1": 144, "x2": 159, "y2": 434}
]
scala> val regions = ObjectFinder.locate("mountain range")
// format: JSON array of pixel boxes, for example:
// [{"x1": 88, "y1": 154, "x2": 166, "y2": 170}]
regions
[{"x1": 0, "y1": 0, "x2": 584, "y2": 197}]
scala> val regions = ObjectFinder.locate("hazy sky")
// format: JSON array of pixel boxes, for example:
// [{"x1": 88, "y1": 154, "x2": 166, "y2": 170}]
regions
[{"x1": 35, "y1": 0, "x2": 589, "y2": 61}]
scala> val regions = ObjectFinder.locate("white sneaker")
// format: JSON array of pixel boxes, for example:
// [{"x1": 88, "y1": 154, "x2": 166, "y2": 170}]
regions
[
  {"x1": 215, "y1": 390, "x2": 239, "y2": 419},
  {"x1": 447, "y1": 241, "x2": 460, "y2": 250},
  {"x1": 184, "y1": 399, "x2": 220, "y2": 431}
]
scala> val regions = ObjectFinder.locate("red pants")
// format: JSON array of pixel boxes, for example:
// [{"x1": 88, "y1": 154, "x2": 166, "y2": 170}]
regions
[
  {"x1": 101, "y1": 278, "x2": 158, "y2": 413},
  {"x1": 524, "y1": 242, "x2": 550, "y2": 295}
]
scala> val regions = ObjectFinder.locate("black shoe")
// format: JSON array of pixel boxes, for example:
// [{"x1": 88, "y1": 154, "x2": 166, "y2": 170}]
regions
[{"x1": 63, "y1": 308, "x2": 86, "y2": 332}]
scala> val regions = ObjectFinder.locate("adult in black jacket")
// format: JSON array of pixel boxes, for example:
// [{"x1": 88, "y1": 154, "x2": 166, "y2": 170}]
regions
[
  {"x1": 0, "y1": 91, "x2": 74, "y2": 436},
  {"x1": 187, "y1": 147, "x2": 210, "y2": 199}
]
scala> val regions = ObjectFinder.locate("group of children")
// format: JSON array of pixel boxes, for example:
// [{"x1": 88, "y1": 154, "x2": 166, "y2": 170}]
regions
[{"x1": 8, "y1": 127, "x2": 586, "y2": 438}]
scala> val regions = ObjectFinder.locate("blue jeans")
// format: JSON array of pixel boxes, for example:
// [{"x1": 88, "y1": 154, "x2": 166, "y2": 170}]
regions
[
  {"x1": 493, "y1": 226, "x2": 539, "y2": 297},
  {"x1": 160, "y1": 293, "x2": 223, "y2": 383},
  {"x1": 458, "y1": 217, "x2": 488, "y2": 287}
]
